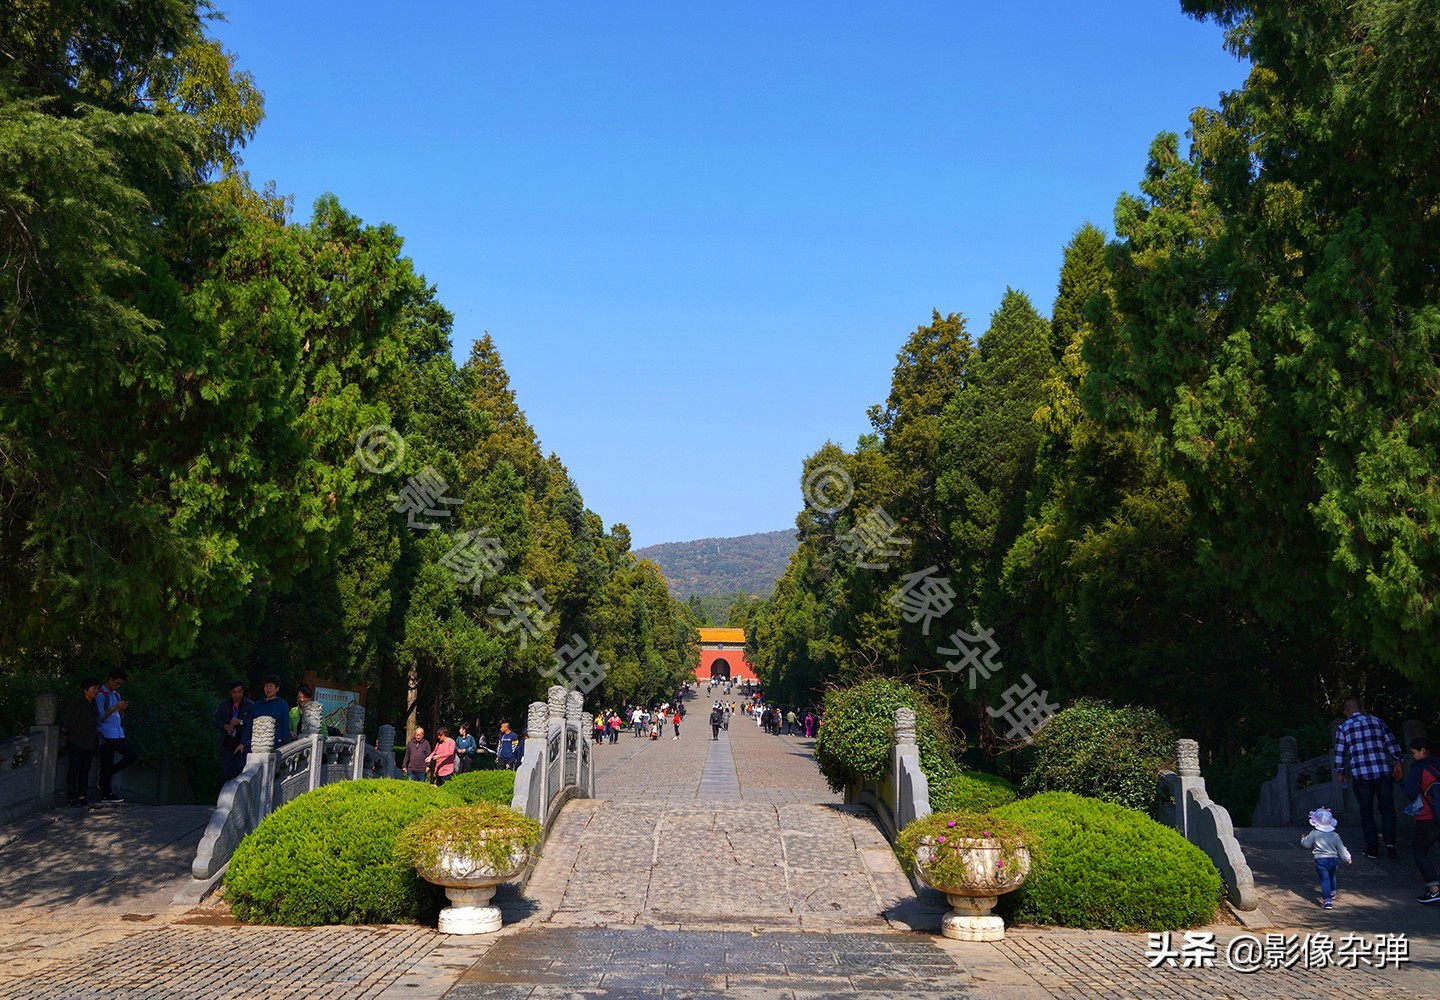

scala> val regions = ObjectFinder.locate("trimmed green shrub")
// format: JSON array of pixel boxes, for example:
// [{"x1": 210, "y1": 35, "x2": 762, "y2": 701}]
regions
[
  {"x1": 932, "y1": 770, "x2": 1018, "y2": 813},
  {"x1": 992, "y1": 792, "x2": 1224, "y2": 930},
  {"x1": 442, "y1": 769, "x2": 516, "y2": 805},
  {"x1": 225, "y1": 779, "x2": 451, "y2": 925},
  {"x1": 813, "y1": 677, "x2": 962, "y2": 803},
  {"x1": 1023, "y1": 699, "x2": 1175, "y2": 811}
]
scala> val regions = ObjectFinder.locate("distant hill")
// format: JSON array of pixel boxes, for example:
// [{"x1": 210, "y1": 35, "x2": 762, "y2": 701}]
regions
[{"x1": 636, "y1": 529, "x2": 798, "y2": 601}]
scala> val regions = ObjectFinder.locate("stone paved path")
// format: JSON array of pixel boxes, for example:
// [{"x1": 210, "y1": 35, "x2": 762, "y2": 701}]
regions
[
  {"x1": 3, "y1": 694, "x2": 1440, "y2": 998},
  {"x1": 513, "y1": 716, "x2": 914, "y2": 930}
]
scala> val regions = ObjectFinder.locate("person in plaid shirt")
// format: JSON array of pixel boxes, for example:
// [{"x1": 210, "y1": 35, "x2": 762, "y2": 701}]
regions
[{"x1": 1333, "y1": 699, "x2": 1403, "y2": 858}]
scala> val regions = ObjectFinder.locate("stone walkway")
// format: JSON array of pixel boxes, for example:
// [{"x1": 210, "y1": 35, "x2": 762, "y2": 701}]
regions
[{"x1": 2, "y1": 697, "x2": 1438, "y2": 998}]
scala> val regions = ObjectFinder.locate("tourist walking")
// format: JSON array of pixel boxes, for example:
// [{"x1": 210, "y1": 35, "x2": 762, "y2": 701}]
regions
[
  {"x1": 455, "y1": 724, "x2": 478, "y2": 773},
  {"x1": 1333, "y1": 699, "x2": 1403, "y2": 858},
  {"x1": 710, "y1": 703, "x2": 723, "y2": 741},
  {"x1": 95, "y1": 668, "x2": 138, "y2": 803},
  {"x1": 804, "y1": 711, "x2": 815, "y2": 738},
  {"x1": 426, "y1": 726, "x2": 457, "y2": 785},
  {"x1": 1404, "y1": 739, "x2": 1440, "y2": 904},
  {"x1": 212, "y1": 680, "x2": 254, "y2": 784},
  {"x1": 1300, "y1": 807, "x2": 1352, "y2": 908},
  {"x1": 403, "y1": 726, "x2": 431, "y2": 780},
  {"x1": 60, "y1": 677, "x2": 102, "y2": 808},
  {"x1": 785, "y1": 709, "x2": 797, "y2": 735},
  {"x1": 672, "y1": 709, "x2": 682, "y2": 740},
  {"x1": 497, "y1": 721, "x2": 518, "y2": 769}
]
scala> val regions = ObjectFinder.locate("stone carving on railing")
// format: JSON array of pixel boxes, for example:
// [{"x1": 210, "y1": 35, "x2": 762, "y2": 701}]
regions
[
  {"x1": 299, "y1": 700, "x2": 324, "y2": 737},
  {"x1": 511, "y1": 687, "x2": 594, "y2": 831},
  {"x1": 1156, "y1": 738, "x2": 1256, "y2": 910},
  {"x1": 843, "y1": 707, "x2": 930, "y2": 842}
]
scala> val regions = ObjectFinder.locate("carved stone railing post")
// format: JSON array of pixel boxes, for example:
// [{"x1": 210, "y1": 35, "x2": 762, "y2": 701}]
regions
[
  {"x1": 889, "y1": 707, "x2": 928, "y2": 836},
  {"x1": 1177, "y1": 738, "x2": 1200, "y2": 777},
  {"x1": 300, "y1": 700, "x2": 325, "y2": 737},
  {"x1": 31, "y1": 695, "x2": 60, "y2": 807},
  {"x1": 377, "y1": 723, "x2": 396, "y2": 778},
  {"x1": 251, "y1": 715, "x2": 277, "y2": 823},
  {"x1": 1278, "y1": 736, "x2": 1299, "y2": 767},
  {"x1": 1174, "y1": 739, "x2": 1201, "y2": 835},
  {"x1": 523, "y1": 699, "x2": 550, "y2": 819},
  {"x1": 346, "y1": 705, "x2": 366, "y2": 779},
  {"x1": 526, "y1": 701, "x2": 550, "y2": 752},
  {"x1": 547, "y1": 685, "x2": 567, "y2": 724},
  {"x1": 565, "y1": 691, "x2": 583, "y2": 787},
  {"x1": 895, "y1": 707, "x2": 916, "y2": 746}
]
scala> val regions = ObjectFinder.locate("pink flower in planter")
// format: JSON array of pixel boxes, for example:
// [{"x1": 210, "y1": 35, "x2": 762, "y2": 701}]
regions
[
  {"x1": 936, "y1": 835, "x2": 946, "y2": 845},
  {"x1": 947, "y1": 820, "x2": 956, "y2": 828}
]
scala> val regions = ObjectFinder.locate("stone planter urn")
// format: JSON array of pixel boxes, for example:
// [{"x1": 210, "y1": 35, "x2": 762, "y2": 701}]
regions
[
  {"x1": 415, "y1": 840, "x2": 532, "y2": 934},
  {"x1": 914, "y1": 836, "x2": 1031, "y2": 942}
]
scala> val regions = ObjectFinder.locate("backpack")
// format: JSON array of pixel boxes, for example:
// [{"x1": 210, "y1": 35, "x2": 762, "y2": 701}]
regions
[{"x1": 1404, "y1": 760, "x2": 1440, "y2": 816}]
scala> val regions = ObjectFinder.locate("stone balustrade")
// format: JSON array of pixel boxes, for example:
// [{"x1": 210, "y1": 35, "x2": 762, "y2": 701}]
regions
[
  {"x1": 511, "y1": 685, "x2": 595, "y2": 834},
  {"x1": 843, "y1": 707, "x2": 932, "y2": 842},
  {"x1": 1154, "y1": 738, "x2": 1257, "y2": 910},
  {"x1": 192, "y1": 705, "x2": 390, "y2": 879}
]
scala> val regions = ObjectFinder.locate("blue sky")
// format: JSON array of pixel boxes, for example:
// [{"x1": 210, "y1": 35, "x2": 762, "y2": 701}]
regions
[{"x1": 210, "y1": 2, "x2": 1249, "y2": 549}]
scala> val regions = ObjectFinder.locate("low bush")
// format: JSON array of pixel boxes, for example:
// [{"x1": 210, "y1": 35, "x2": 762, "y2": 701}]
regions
[
  {"x1": 442, "y1": 769, "x2": 516, "y2": 805},
  {"x1": 992, "y1": 791, "x2": 1224, "y2": 930},
  {"x1": 225, "y1": 779, "x2": 450, "y2": 925},
  {"x1": 813, "y1": 677, "x2": 962, "y2": 802},
  {"x1": 1023, "y1": 699, "x2": 1175, "y2": 811},
  {"x1": 931, "y1": 770, "x2": 1018, "y2": 813}
]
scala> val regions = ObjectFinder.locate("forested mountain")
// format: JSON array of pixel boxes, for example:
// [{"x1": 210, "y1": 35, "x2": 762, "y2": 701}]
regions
[
  {"x1": 0, "y1": 2, "x2": 698, "y2": 777},
  {"x1": 751, "y1": 0, "x2": 1440, "y2": 761},
  {"x1": 636, "y1": 530, "x2": 797, "y2": 601}
]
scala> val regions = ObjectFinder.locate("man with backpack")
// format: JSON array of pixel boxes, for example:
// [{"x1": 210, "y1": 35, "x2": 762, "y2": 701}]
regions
[
  {"x1": 710, "y1": 703, "x2": 724, "y2": 741},
  {"x1": 1404, "y1": 738, "x2": 1440, "y2": 904}
]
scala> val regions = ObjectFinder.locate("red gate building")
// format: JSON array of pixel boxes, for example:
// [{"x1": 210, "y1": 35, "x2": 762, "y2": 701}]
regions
[{"x1": 696, "y1": 627, "x2": 757, "y2": 685}]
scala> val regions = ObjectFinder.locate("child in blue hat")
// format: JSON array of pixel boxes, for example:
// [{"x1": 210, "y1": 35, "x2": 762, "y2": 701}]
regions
[{"x1": 1301, "y1": 807, "x2": 1352, "y2": 908}]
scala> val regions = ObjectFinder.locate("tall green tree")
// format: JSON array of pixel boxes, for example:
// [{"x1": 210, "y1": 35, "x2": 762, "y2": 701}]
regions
[{"x1": 1096, "y1": 0, "x2": 1440, "y2": 683}]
